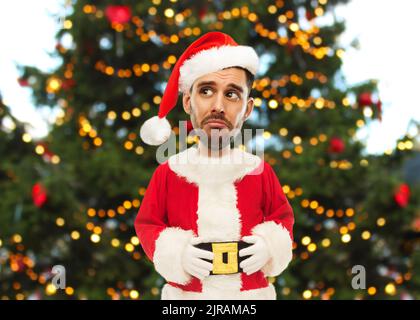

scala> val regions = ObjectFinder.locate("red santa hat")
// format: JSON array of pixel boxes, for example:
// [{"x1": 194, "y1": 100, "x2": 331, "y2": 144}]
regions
[{"x1": 139, "y1": 31, "x2": 260, "y2": 145}]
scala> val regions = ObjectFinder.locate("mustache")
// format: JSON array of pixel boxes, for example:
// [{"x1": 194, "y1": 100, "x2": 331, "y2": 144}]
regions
[{"x1": 201, "y1": 113, "x2": 233, "y2": 130}]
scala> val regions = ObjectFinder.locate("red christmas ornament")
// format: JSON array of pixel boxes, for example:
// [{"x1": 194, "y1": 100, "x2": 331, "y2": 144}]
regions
[
  {"x1": 358, "y1": 92, "x2": 373, "y2": 107},
  {"x1": 198, "y1": 6, "x2": 208, "y2": 20},
  {"x1": 17, "y1": 77, "x2": 29, "y2": 87},
  {"x1": 105, "y1": 5, "x2": 132, "y2": 24},
  {"x1": 394, "y1": 183, "x2": 410, "y2": 208},
  {"x1": 62, "y1": 79, "x2": 76, "y2": 90},
  {"x1": 305, "y1": 10, "x2": 314, "y2": 21},
  {"x1": 328, "y1": 137, "x2": 345, "y2": 154},
  {"x1": 32, "y1": 183, "x2": 48, "y2": 208}
]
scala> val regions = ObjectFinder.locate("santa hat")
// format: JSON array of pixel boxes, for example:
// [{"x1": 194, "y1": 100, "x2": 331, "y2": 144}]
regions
[{"x1": 139, "y1": 31, "x2": 259, "y2": 145}]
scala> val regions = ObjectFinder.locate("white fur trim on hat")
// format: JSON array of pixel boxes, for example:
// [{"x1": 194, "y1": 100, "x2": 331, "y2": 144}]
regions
[
  {"x1": 179, "y1": 45, "x2": 259, "y2": 93},
  {"x1": 139, "y1": 116, "x2": 172, "y2": 145}
]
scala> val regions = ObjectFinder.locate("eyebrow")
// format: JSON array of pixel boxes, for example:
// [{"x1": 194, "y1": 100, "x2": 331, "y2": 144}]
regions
[{"x1": 196, "y1": 81, "x2": 244, "y2": 93}]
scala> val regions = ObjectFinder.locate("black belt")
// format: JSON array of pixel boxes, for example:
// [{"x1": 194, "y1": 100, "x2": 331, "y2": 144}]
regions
[{"x1": 194, "y1": 241, "x2": 252, "y2": 275}]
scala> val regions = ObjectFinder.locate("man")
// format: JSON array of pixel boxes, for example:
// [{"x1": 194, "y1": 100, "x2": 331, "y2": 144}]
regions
[{"x1": 135, "y1": 31, "x2": 294, "y2": 299}]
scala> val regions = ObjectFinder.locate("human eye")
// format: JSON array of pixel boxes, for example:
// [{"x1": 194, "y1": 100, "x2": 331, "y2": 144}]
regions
[
  {"x1": 226, "y1": 90, "x2": 240, "y2": 100},
  {"x1": 199, "y1": 87, "x2": 214, "y2": 96}
]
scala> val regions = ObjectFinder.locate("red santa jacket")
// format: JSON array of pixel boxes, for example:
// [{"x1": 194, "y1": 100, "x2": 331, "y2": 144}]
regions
[{"x1": 134, "y1": 145, "x2": 294, "y2": 299}]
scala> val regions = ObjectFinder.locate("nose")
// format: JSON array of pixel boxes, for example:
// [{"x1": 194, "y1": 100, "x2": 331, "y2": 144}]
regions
[{"x1": 211, "y1": 92, "x2": 225, "y2": 114}]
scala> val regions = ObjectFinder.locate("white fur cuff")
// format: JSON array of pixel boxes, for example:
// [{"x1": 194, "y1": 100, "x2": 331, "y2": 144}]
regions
[
  {"x1": 153, "y1": 227, "x2": 194, "y2": 284},
  {"x1": 251, "y1": 221, "x2": 293, "y2": 277}
]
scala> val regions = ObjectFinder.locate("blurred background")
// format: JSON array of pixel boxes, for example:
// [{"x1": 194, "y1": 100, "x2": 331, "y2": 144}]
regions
[{"x1": 0, "y1": 0, "x2": 419, "y2": 300}]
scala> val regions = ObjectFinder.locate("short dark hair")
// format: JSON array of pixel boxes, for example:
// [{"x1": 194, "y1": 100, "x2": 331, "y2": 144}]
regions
[{"x1": 189, "y1": 66, "x2": 255, "y2": 97}]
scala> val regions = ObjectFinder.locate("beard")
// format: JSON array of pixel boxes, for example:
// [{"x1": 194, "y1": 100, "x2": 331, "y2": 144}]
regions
[{"x1": 189, "y1": 102, "x2": 243, "y2": 151}]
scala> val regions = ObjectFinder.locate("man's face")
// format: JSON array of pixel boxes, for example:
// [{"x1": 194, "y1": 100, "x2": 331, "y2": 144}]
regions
[{"x1": 182, "y1": 67, "x2": 254, "y2": 150}]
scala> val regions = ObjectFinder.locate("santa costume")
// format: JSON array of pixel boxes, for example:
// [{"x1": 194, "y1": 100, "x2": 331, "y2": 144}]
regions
[{"x1": 135, "y1": 31, "x2": 294, "y2": 300}]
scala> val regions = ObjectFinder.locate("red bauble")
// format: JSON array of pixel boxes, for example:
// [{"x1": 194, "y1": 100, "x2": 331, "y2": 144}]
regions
[
  {"x1": 32, "y1": 183, "x2": 48, "y2": 208},
  {"x1": 394, "y1": 183, "x2": 410, "y2": 208},
  {"x1": 62, "y1": 79, "x2": 76, "y2": 90},
  {"x1": 105, "y1": 5, "x2": 132, "y2": 24},
  {"x1": 328, "y1": 137, "x2": 345, "y2": 154},
  {"x1": 17, "y1": 78, "x2": 29, "y2": 87},
  {"x1": 358, "y1": 92, "x2": 373, "y2": 107},
  {"x1": 199, "y1": 6, "x2": 208, "y2": 20},
  {"x1": 305, "y1": 10, "x2": 314, "y2": 21}
]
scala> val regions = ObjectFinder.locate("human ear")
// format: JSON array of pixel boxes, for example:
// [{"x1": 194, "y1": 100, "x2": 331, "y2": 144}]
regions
[
  {"x1": 182, "y1": 91, "x2": 191, "y2": 115},
  {"x1": 243, "y1": 97, "x2": 254, "y2": 121}
]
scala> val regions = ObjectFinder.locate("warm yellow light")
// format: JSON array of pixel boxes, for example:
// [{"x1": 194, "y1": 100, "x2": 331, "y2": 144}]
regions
[
  {"x1": 367, "y1": 287, "x2": 376, "y2": 295},
  {"x1": 91, "y1": 234, "x2": 100, "y2": 243},
  {"x1": 123, "y1": 200, "x2": 132, "y2": 209},
  {"x1": 301, "y1": 236, "x2": 311, "y2": 246},
  {"x1": 13, "y1": 234, "x2": 22, "y2": 243},
  {"x1": 164, "y1": 8, "x2": 175, "y2": 18},
  {"x1": 125, "y1": 243, "x2": 135, "y2": 252},
  {"x1": 135, "y1": 146, "x2": 144, "y2": 155},
  {"x1": 339, "y1": 226, "x2": 348, "y2": 234},
  {"x1": 307, "y1": 243, "x2": 317, "y2": 252},
  {"x1": 293, "y1": 136, "x2": 302, "y2": 144},
  {"x1": 321, "y1": 238, "x2": 331, "y2": 247},
  {"x1": 46, "y1": 283, "x2": 57, "y2": 295},
  {"x1": 65, "y1": 287, "x2": 74, "y2": 295},
  {"x1": 129, "y1": 290, "x2": 139, "y2": 299},
  {"x1": 132, "y1": 108, "x2": 141, "y2": 117},
  {"x1": 87, "y1": 208, "x2": 96, "y2": 217},
  {"x1": 63, "y1": 20, "x2": 72, "y2": 29},
  {"x1": 361, "y1": 231, "x2": 371, "y2": 240},
  {"x1": 268, "y1": 99, "x2": 278, "y2": 109},
  {"x1": 93, "y1": 137, "x2": 102, "y2": 147},
  {"x1": 289, "y1": 23, "x2": 299, "y2": 32},
  {"x1": 22, "y1": 133, "x2": 32, "y2": 143},
  {"x1": 279, "y1": 128, "x2": 288, "y2": 136},
  {"x1": 377, "y1": 217, "x2": 386, "y2": 227},
  {"x1": 385, "y1": 283, "x2": 396, "y2": 295},
  {"x1": 122, "y1": 111, "x2": 131, "y2": 120},
  {"x1": 131, "y1": 236, "x2": 140, "y2": 246},
  {"x1": 93, "y1": 226, "x2": 102, "y2": 234},
  {"x1": 302, "y1": 290, "x2": 312, "y2": 299},
  {"x1": 56, "y1": 217, "x2": 65, "y2": 227},
  {"x1": 107, "y1": 111, "x2": 117, "y2": 120},
  {"x1": 278, "y1": 14, "x2": 287, "y2": 23},
  {"x1": 51, "y1": 155, "x2": 60, "y2": 164},
  {"x1": 341, "y1": 234, "x2": 351, "y2": 243},
  {"x1": 111, "y1": 239, "x2": 120, "y2": 247},
  {"x1": 262, "y1": 131, "x2": 272, "y2": 140},
  {"x1": 35, "y1": 145, "x2": 45, "y2": 155},
  {"x1": 71, "y1": 231, "x2": 80, "y2": 240},
  {"x1": 309, "y1": 200, "x2": 318, "y2": 209},
  {"x1": 153, "y1": 96, "x2": 161, "y2": 105}
]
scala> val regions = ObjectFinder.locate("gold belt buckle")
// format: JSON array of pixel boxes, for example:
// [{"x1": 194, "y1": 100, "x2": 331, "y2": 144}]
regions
[{"x1": 211, "y1": 242, "x2": 238, "y2": 275}]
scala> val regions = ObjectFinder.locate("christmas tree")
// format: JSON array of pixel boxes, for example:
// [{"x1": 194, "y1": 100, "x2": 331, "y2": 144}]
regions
[{"x1": 1, "y1": 0, "x2": 419, "y2": 299}]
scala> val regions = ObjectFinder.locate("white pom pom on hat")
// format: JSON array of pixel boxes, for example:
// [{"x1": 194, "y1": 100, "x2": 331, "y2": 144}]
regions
[{"x1": 139, "y1": 31, "x2": 260, "y2": 146}]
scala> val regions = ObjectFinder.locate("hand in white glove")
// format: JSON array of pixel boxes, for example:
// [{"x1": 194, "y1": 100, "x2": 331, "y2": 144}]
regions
[
  {"x1": 239, "y1": 235, "x2": 271, "y2": 275},
  {"x1": 181, "y1": 237, "x2": 214, "y2": 280}
]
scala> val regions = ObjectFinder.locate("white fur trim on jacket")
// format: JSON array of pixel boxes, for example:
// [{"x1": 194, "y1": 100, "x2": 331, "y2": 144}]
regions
[
  {"x1": 251, "y1": 221, "x2": 293, "y2": 277},
  {"x1": 153, "y1": 227, "x2": 194, "y2": 285},
  {"x1": 179, "y1": 45, "x2": 259, "y2": 92},
  {"x1": 161, "y1": 282, "x2": 277, "y2": 300}
]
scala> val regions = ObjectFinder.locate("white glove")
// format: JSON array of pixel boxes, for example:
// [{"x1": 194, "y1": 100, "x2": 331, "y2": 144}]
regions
[
  {"x1": 181, "y1": 237, "x2": 214, "y2": 280},
  {"x1": 239, "y1": 235, "x2": 271, "y2": 275}
]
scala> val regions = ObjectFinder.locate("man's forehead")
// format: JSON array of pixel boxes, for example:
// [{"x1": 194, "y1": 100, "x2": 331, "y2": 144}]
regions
[{"x1": 193, "y1": 69, "x2": 247, "y2": 90}]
